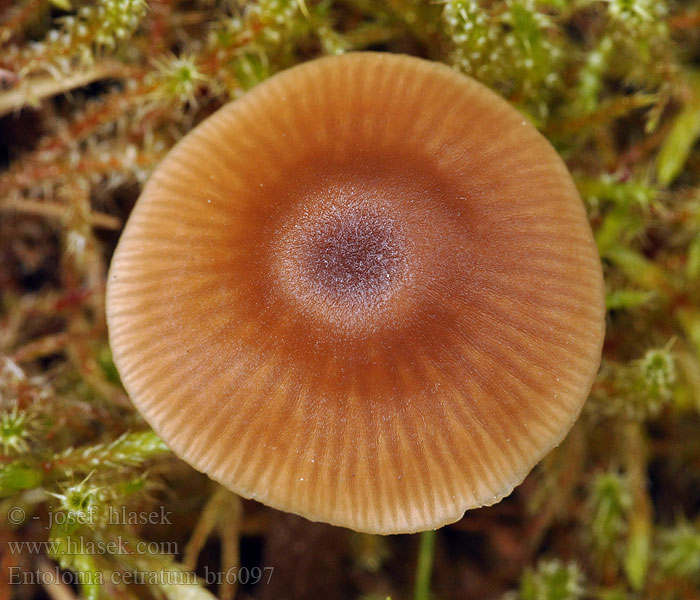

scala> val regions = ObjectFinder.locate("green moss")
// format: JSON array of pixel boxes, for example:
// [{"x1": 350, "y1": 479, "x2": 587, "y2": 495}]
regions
[{"x1": 1, "y1": 1, "x2": 700, "y2": 598}]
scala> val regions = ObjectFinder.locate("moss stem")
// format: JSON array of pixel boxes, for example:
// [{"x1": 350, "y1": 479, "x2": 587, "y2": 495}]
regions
[{"x1": 414, "y1": 529, "x2": 437, "y2": 600}]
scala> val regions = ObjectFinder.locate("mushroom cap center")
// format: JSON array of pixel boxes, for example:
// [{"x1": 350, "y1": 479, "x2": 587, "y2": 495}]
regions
[
  {"x1": 266, "y1": 158, "x2": 466, "y2": 338},
  {"x1": 272, "y1": 195, "x2": 416, "y2": 335},
  {"x1": 302, "y1": 209, "x2": 403, "y2": 302}
]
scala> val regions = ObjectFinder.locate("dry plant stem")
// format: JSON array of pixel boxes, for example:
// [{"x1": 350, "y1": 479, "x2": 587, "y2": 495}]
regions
[
  {"x1": 219, "y1": 494, "x2": 244, "y2": 600},
  {"x1": 669, "y1": 9, "x2": 700, "y2": 30},
  {"x1": 0, "y1": 62, "x2": 123, "y2": 117},
  {"x1": 183, "y1": 487, "x2": 230, "y2": 571},
  {"x1": 145, "y1": 0, "x2": 175, "y2": 54},
  {"x1": 184, "y1": 486, "x2": 243, "y2": 600},
  {"x1": 0, "y1": 0, "x2": 41, "y2": 45},
  {"x1": 1, "y1": 288, "x2": 97, "y2": 354},
  {"x1": 623, "y1": 419, "x2": 652, "y2": 592},
  {"x1": 11, "y1": 332, "x2": 71, "y2": 363},
  {"x1": 37, "y1": 557, "x2": 78, "y2": 600},
  {"x1": 527, "y1": 422, "x2": 586, "y2": 546},
  {"x1": 0, "y1": 197, "x2": 122, "y2": 230},
  {"x1": 553, "y1": 94, "x2": 657, "y2": 135}
]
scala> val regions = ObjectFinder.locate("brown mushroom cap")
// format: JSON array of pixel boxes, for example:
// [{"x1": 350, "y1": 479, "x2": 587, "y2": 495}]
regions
[{"x1": 106, "y1": 52, "x2": 605, "y2": 534}]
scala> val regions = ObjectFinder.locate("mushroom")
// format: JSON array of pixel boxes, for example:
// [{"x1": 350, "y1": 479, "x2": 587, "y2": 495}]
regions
[{"x1": 106, "y1": 52, "x2": 605, "y2": 534}]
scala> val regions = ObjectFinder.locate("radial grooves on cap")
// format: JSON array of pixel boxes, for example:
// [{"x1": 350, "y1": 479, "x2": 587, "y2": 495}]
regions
[{"x1": 107, "y1": 52, "x2": 605, "y2": 534}]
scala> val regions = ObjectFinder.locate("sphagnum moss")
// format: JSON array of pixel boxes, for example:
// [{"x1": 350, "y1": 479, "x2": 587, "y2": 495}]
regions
[{"x1": 1, "y1": 1, "x2": 700, "y2": 599}]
